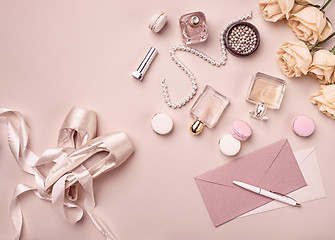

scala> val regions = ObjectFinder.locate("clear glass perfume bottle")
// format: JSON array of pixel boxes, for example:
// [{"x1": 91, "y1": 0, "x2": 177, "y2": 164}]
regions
[
  {"x1": 246, "y1": 72, "x2": 287, "y2": 120},
  {"x1": 189, "y1": 85, "x2": 230, "y2": 135},
  {"x1": 179, "y1": 11, "x2": 208, "y2": 45}
]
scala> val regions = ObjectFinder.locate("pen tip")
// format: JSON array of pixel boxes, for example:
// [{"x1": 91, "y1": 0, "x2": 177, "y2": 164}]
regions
[{"x1": 296, "y1": 203, "x2": 301, "y2": 207}]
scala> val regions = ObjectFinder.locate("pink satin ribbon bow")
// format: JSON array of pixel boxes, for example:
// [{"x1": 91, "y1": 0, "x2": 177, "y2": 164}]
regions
[{"x1": 0, "y1": 108, "x2": 134, "y2": 240}]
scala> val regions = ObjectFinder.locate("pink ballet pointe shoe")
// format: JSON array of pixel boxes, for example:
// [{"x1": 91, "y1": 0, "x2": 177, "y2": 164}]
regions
[
  {"x1": 58, "y1": 107, "x2": 97, "y2": 149},
  {"x1": 44, "y1": 132, "x2": 134, "y2": 194},
  {"x1": 57, "y1": 107, "x2": 97, "y2": 200}
]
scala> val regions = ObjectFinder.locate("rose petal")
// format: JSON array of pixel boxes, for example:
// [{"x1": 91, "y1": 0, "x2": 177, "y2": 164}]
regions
[
  {"x1": 259, "y1": 0, "x2": 294, "y2": 22},
  {"x1": 311, "y1": 85, "x2": 335, "y2": 119},
  {"x1": 309, "y1": 50, "x2": 335, "y2": 84},
  {"x1": 288, "y1": 6, "x2": 331, "y2": 44}
]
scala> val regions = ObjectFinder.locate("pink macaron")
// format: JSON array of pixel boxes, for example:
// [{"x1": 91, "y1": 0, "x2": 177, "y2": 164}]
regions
[
  {"x1": 230, "y1": 120, "x2": 252, "y2": 141},
  {"x1": 292, "y1": 115, "x2": 315, "y2": 137}
]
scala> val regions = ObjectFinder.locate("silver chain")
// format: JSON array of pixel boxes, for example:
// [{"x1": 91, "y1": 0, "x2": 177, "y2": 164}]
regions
[{"x1": 162, "y1": 11, "x2": 253, "y2": 109}]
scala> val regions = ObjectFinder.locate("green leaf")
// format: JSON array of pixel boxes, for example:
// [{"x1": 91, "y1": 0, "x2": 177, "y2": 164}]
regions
[
  {"x1": 294, "y1": 0, "x2": 321, "y2": 8},
  {"x1": 331, "y1": 46, "x2": 335, "y2": 54},
  {"x1": 326, "y1": 17, "x2": 332, "y2": 24}
]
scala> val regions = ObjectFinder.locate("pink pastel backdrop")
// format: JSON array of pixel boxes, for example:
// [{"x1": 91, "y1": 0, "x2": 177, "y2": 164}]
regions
[{"x1": 0, "y1": 0, "x2": 334, "y2": 239}]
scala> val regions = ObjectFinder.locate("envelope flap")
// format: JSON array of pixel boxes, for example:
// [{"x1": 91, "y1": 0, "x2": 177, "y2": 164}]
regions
[
  {"x1": 295, "y1": 148, "x2": 326, "y2": 197},
  {"x1": 196, "y1": 178, "x2": 271, "y2": 226},
  {"x1": 195, "y1": 139, "x2": 289, "y2": 187},
  {"x1": 259, "y1": 140, "x2": 307, "y2": 193},
  {"x1": 294, "y1": 147, "x2": 315, "y2": 165}
]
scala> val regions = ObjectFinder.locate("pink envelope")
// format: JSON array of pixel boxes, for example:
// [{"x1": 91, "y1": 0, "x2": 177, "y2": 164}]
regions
[{"x1": 195, "y1": 139, "x2": 307, "y2": 227}]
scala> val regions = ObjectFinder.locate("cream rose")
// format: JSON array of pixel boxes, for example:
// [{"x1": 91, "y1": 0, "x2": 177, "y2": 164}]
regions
[
  {"x1": 288, "y1": 6, "x2": 332, "y2": 44},
  {"x1": 290, "y1": 0, "x2": 313, "y2": 14},
  {"x1": 259, "y1": 0, "x2": 295, "y2": 22},
  {"x1": 277, "y1": 41, "x2": 312, "y2": 77},
  {"x1": 311, "y1": 84, "x2": 335, "y2": 119},
  {"x1": 309, "y1": 50, "x2": 335, "y2": 84}
]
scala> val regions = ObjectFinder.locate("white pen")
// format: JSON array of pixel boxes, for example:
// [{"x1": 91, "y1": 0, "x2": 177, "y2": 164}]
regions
[{"x1": 233, "y1": 180, "x2": 301, "y2": 207}]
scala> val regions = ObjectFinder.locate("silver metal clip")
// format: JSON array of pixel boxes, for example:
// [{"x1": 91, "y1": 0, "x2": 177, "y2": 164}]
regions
[{"x1": 270, "y1": 191, "x2": 301, "y2": 207}]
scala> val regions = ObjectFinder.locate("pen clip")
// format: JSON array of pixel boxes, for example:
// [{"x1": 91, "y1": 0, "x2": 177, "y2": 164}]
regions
[
  {"x1": 270, "y1": 191, "x2": 291, "y2": 199},
  {"x1": 270, "y1": 191, "x2": 301, "y2": 206}
]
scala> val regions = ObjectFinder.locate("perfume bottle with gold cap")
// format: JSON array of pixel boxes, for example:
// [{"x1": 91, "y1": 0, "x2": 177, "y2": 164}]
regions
[{"x1": 189, "y1": 85, "x2": 230, "y2": 135}]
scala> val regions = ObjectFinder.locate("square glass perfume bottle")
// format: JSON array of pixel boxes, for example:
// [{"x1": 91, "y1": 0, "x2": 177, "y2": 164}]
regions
[
  {"x1": 190, "y1": 85, "x2": 230, "y2": 135},
  {"x1": 179, "y1": 11, "x2": 208, "y2": 45},
  {"x1": 246, "y1": 72, "x2": 287, "y2": 120}
]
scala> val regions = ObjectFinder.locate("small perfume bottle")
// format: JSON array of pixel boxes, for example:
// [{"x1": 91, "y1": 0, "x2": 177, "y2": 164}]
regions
[
  {"x1": 179, "y1": 11, "x2": 208, "y2": 45},
  {"x1": 246, "y1": 72, "x2": 287, "y2": 120},
  {"x1": 189, "y1": 85, "x2": 230, "y2": 135}
]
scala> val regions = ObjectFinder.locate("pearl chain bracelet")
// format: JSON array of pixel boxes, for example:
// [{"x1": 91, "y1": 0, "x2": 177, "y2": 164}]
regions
[{"x1": 162, "y1": 11, "x2": 253, "y2": 109}]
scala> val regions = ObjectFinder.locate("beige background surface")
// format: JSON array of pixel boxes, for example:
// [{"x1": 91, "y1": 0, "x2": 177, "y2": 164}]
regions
[{"x1": 0, "y1": 0, "x2": 334, "y2": 239}]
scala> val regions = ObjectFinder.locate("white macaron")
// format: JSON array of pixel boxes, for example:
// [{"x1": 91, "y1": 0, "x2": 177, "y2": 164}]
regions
[
  {"x1": 219, "y1": 134, "x2": 241, "y2": 156},
  {"x1": 148, "y1": 11, "x2": 167, "y2": 33},
  {"x1": 151, "y1": 113, "x2": 173, "y2": 135}
]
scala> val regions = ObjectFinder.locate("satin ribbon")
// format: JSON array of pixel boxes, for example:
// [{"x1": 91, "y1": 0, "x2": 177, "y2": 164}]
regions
[
  {"x1": 1, "y1": 109, "x2": 49, "y2": 239},
  {"x1": 1, "y1": 108, "x2": 117, "y2": 240}
]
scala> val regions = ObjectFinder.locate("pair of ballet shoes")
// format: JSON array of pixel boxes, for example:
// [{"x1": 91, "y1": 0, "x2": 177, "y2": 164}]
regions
[{"x1": 44, "y1": 107, "x2": 134, "y2": 196}]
